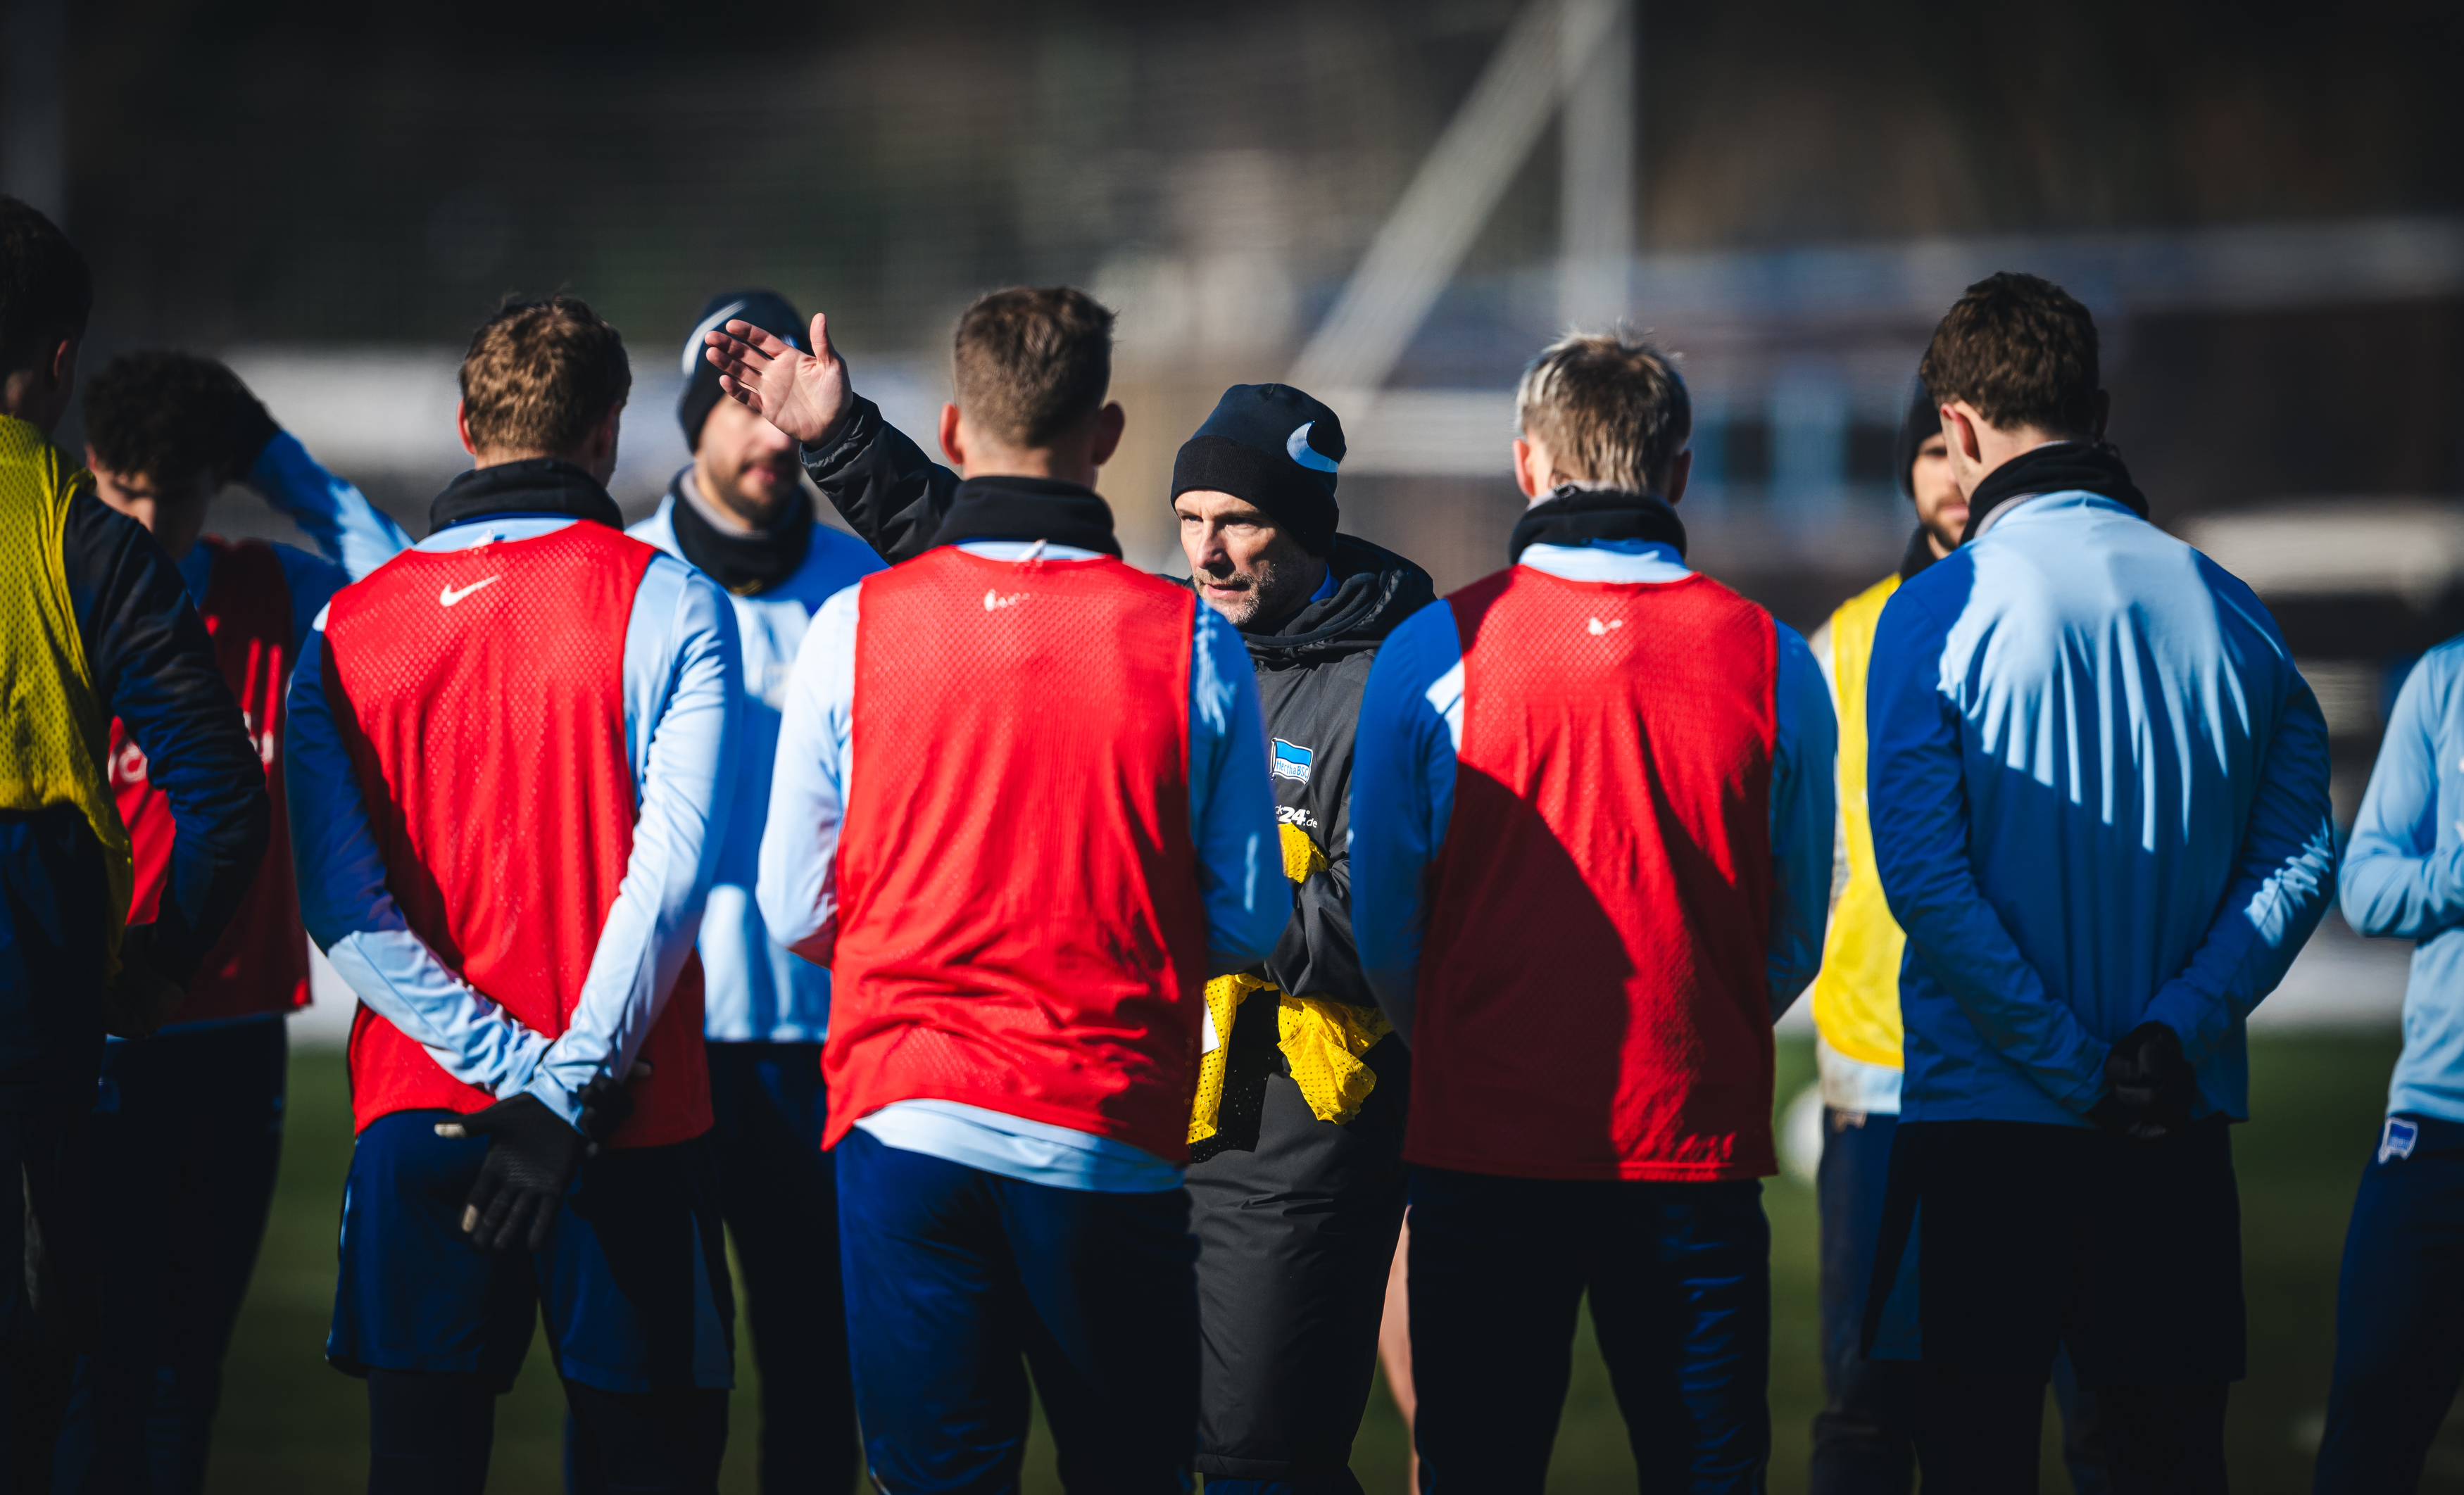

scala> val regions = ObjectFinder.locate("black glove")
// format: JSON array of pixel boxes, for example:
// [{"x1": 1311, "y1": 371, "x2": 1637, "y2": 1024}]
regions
[
  {"x1": 2085, "y1": 1021, "x2": 2198, "y2": 1140},
  {"x1": 436, "y1": 1094, "x2": 589, "y2": 1252},
  {"x1": 572, "y1": 1061, "x2": 652, "y2": 1152}
]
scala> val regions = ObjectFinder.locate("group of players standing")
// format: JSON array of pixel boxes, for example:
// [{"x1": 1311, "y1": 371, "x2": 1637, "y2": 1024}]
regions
[{"x1": 1, "y1": 183, "x2": 2461, "y2": 1495}]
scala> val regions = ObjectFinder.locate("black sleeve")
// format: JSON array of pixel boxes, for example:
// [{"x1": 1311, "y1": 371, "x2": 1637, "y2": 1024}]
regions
[
  {"x1": 798, "y1": 396, "x2": 963, "y2": 564},
  {"x1": 62, "y1": 492, "x2": 270, "y2": 982},
  {"x1": 1264, "y1": 828, "x2": 1377, "y2": 1012}
]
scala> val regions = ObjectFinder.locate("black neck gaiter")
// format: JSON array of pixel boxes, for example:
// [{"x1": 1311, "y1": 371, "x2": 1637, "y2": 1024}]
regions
[
  {"x1": 666, "y1": 471, "x2": 815, "y2": 596},
  {"x1": 926, "y1": 476, "x2": 1122, "y2": 558},
  {"x1": 430, "y1": 458, "x2": 624, "y2": 533},
  {"x1": 1961, "y1": 442, "x2": 2149, "y2": 544},
  {"x1": 1899, "y1": 525, "x2": 1942, "y2": 581},
  {"x1": 1508, "y1": 486, "x2": 1688, "y2": 565}
]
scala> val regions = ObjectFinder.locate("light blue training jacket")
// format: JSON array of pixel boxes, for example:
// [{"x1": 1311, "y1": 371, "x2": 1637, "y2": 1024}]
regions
[
  {"x1": 2344, "y1": 634, "x2": 2464, "y2": 1124},
  {"x1": 631, "y1": 479, "x2": 884, "y2": 1043},
  {"x1": 1866, "y1": 489, "x2": 2337, "y2": 1127}
]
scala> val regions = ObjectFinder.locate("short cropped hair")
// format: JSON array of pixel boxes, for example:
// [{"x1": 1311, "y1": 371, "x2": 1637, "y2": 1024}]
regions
[
  {"x1": 1514, "y1": 330, "x2": 1692, "y2": 493},
  {"x1": 84, "y1": 351, "x2": 258, "y2": 484},
  {"x1": 952, "y1": 286, "x2": 1115, "y2": 448},
  {"x1": 459, "y1": 295, "x2": 631, "y2": 458},
  {"x1": 1918, "y1": 272, "x2": 2101, "y2": 437},
  {"x1": 0, "y1": 196, "x2": 93, "y2": 374}
]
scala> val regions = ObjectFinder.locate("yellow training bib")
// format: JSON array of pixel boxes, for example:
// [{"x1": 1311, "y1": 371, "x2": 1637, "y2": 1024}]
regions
[
  {"x1": 0, "y1": 416, "x2": 131, "y2": 970},
  {"x1": 1808, "y1": 572, "x2": 1906, "y2": 1070}
]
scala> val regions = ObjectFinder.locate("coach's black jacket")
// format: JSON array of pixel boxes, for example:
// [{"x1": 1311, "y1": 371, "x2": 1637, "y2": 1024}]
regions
[{"x1": 801, "y1": 396, "x2": 1433, "y2": 1018}]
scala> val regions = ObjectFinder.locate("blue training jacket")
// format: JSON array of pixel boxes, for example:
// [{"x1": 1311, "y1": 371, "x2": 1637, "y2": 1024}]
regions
[
  {"x1": 2344, "y1": 633, "x2": 2464, "y2": 1124},
  {"x1": 631, "y1": 481, "x2": 884, "y2": 1044},
  {"x1": 1866, "y1": 488, "x2": 2337, "y2": 1126}
]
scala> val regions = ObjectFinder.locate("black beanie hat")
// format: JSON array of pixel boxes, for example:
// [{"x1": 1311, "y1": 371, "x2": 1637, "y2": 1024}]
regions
[
  {"x1": 678, "y1": 289, "x2": 807, "y2": 450},
  {"x1": 1893, "y1": 379, "x2": 1938, "y2": 499},
  {"x1": 1171, "y1": 384, "x2": 1345, "y2": 557}
]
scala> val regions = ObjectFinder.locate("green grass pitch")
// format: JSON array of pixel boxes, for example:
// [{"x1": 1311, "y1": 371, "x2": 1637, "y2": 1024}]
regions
[{"x1": 202, "y1": 1034, "x2": 2427, "y2": 1492}]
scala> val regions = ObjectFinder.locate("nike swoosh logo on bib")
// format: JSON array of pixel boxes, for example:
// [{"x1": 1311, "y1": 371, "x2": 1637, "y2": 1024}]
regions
[{"x1": 439, "y1": 576, "x2": 501, "y2": 607}]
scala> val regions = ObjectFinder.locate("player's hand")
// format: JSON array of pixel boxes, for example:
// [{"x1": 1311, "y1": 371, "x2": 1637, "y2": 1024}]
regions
[
  {"x1": 2086, "y1": 1021, "x2": 2197, "y2": 1140},
  {"x1": 434, "y1": 1094, "x2": 590, "y2": 1252},
  {"x1": 573, "y1": 1061, "x2": 653, "y2": 1154},
  {"x1": 101, "y1": 925, "x2": 187, "y2": 1039},
  {"x1": 703, "y1": 312, "x2": 850, "y2": 448}
]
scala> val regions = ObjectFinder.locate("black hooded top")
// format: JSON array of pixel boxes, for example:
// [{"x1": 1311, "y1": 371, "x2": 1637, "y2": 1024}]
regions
[{"x1": 800, "y1": 394, "x2": 1433, "y2": 1034}]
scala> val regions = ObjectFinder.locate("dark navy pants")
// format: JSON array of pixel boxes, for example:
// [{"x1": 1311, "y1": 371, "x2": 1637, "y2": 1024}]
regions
[
  {"x1": 54, "y1": 1017, "x2": 285, "y2": 1495},
  {"x1": 1814, "y1": 1108, "x2": 2108, "y2": 1495},
  {"x1": 655, "y1": 1042, "x2": 853, "y2": 1495},
  {"x1": 1406, "y1": 1164, "x2": 1770, "y2": 1494},
  {"x1": 2316, "y1": 1112, "x2": 2464, "y2": 1491},
  {"x1": 836, "y1": 1127, "x2": 1199, "y2": 1494}
]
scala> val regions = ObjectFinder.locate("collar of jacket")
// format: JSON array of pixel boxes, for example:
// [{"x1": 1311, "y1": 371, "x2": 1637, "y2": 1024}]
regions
[
  {"x1": 926, "y1": 475, "x2": 1121, "y2": 559},
  {"x1": 1509, "y1": 485, "x2": 1687, "y2": 565},
  {"x1": 1959, "y1": 441, "x2": 2149, "y2": 544},
  {"x1": 1898, "y1": 524, "x2": 1942, "y2": 582},
  {"x1": 430, "y1": 458, "x2": 624, "y2": 534},
  {"x1": 663, "y1": 467, "x2": 813, "y2": 596},
  {"x1": 1227, "y1": 534, "x2": 1437, "y2": 667}
]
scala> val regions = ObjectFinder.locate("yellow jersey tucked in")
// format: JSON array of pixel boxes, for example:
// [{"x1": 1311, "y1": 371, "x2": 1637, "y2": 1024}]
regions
[
  {"x1": 1809, "y1": 572, "x2": 1904, "y2": 1095},
  {"x1": 0, "y1": 415, "x2": 130, "y2": 966}
]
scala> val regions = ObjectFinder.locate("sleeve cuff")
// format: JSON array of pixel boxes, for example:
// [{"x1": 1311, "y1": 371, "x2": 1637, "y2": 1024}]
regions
[
  {"x1": 798, "y1": 396, "x2": 879, "y2": 474},
  {"x1": 517, "y1": 1066, "x2": 584, "y2": 1128}
]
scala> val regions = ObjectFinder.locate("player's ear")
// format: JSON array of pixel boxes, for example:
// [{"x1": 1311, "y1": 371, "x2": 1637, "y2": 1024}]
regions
[
  {"x1": 1512, "y1": 437, "x2": 1544, "y2": 499},
  {"x1": 938, "y1": 403, "x2": 967, "y2": 469},
  {"x1": 1088, "y1": 402, "x2": 1126, "y2": 469},
  {"x1": 1663, "y1": 448, "x2": 1692, "y2": 506}
]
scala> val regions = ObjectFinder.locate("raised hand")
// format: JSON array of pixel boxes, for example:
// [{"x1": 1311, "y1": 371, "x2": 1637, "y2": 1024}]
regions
[{"x1": 703, "y1": 312, "x2": 851, "y2": 448}]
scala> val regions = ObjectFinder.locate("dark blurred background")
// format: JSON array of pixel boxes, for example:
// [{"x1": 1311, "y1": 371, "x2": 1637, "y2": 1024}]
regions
[
  {"x1": 6, "y1": 1, "x2": 2463, "y2": 1487},
  {"x1": 18, "y1": 0, "x2": 2456, "y2": 809}
]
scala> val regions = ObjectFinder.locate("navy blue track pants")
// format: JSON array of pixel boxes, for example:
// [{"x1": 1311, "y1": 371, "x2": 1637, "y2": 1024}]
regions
[
  {"x1": 2316, "y1": 1112, "x2": 2464, "y2": 1491},
  {"x1": 1405, "y1": 1164, "x2": 1771, "y2": 1494},
  {"x1": 836, "y1": 1127, "x2": 1200, "y2": 1494},
  {"x1": 53, "y1": 1018, "x2": 285, "y2": 1495}
]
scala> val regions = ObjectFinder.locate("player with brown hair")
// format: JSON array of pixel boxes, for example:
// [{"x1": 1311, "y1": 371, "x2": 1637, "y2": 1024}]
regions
[
  {"x1": 1860, "y1": 272, "x2": 2335, "y2": 1491},
  {"x1": 740, "y1": 285, "x2": 1289, "y2": 1491},
  {"x1": 708, "y1": 286, "x2": 1436, "y2": 1493},
  {"x1": 287, "y1": 295, "x2": 745, "y2": 1495}
]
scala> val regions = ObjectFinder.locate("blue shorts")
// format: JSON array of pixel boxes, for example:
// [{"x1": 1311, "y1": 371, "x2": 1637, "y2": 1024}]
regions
[{"x1": 327, "y1": 1110, "x2": 733, "y2": 1394}]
